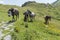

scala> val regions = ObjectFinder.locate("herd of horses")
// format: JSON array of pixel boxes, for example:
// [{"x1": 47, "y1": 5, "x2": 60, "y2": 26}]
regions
[{"x1": 8, "y1": 8, "x2": 51, "y2": 25}]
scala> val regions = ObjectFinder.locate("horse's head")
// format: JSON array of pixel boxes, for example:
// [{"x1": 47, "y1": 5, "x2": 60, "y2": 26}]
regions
[
  {"x1": 8, "y1": 8, "x2": 13, "y2": 17},
  {"x1": 8, "y1": 10, "x2": 12, "y2": 17},
  {"x1": 45, "y1": 16, "x2": 51, "y2": 21}
]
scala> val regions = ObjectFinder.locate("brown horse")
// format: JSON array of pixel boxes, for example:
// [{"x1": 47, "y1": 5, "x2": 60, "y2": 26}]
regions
[
  {"x1": 44, "y1": 16, "x2": 51, "y2": 25},
  {"x1": 8, "y1": 8, "x2": 19, "y2": 21}
]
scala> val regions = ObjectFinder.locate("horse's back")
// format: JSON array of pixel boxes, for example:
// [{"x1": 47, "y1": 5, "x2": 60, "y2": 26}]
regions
[
  {"x1": 30, "y1": 12, "x2": 35, "y2": 17},
  {"x1": 13, "y1": 8, "x2": 19, "y2": 15}
]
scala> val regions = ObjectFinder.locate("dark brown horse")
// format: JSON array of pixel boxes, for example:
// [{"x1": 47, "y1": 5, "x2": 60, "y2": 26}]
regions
[
  {"x1": 44, "y1": 16, "x2": 51, "y2": 25},
  {"x1": 8, "y1": 8, "x2": 19, "y2": 21}
]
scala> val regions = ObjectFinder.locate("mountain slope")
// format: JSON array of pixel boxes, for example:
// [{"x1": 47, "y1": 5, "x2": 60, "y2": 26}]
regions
[
  {"x1": 52, "y1": 0, "x2": 60, "y2": 6},
  {"x1": 0, "y1": 2, "x2": 60, "y2": 40},
  {"x1": 14, "y1": 2, "x2": 60, "y2": 40}
]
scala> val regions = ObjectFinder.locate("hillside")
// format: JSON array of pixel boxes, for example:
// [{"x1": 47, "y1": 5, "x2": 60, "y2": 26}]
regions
[
  {"x1": 52, "y1": 0, "x2": 60, "y2": 6},
  {"x1": 0, "y1": 2, "x2": 60, "y2": 40}
]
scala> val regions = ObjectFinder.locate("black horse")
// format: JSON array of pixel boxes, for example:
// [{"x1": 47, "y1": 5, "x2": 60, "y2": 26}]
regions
[
  {"x1": 8, "y1": 8, "x2": 19, "y2": 21},
  {"x1": 44, "y1": 16, "x2": 51, "y2": 25},
  {"x1": 23, "y1": 10, "x2": 35, "y2": 22}
]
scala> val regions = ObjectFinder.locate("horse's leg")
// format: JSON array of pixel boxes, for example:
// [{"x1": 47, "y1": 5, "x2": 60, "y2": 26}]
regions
[
  {"x1": 45, "y1": 19, "x2": 47, "y2": 25},
  {"x1": 46, "y1": 19, "x2": 49, "y2": 25},
  {"x1": 12, "y1": 15, "x2": 15, "y2": 21},
  {"x1": 48, "y1": 20, "x2": 49, "y2": 24},
  {"x1": 31, "y1": 17, "x2": 33, "y2": 22},
  {"x1": 32, "y1": 16, "x2": 34, "y2": 22},
  {"x1": 30, "y1": 16, "x2": 33, "y2": 22},
  {"x1": 16, "y1": 15, "x2": 17, "y2": 21},
  {"x1": 15, "y1": 14, "x2": 19, "y2": 21},
  {"x1": 25, "y1": 15, "x2": 28, "y2": 22},
  {"x1": 24, "y1": 16, "x2": 27, "y2": 22}
]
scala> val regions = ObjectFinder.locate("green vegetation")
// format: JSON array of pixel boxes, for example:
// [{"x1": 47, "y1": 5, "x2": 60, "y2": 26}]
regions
[{"x1": 0, "y1": 1, "x2": 60, "y2": 40}]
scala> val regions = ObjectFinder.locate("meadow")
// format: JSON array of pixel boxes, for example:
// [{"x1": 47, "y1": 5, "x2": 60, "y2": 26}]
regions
[{"x1": 0, "y1": 2, "x2": 60, "y2": 40}]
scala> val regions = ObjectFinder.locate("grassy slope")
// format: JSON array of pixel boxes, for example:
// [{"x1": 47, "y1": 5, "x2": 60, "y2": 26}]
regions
[{"x1": 0, "y1": 3, "x2": 60, "y2": 40}]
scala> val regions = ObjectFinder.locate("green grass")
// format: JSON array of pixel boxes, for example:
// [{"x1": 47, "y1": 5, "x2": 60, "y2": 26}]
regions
[{"x1": 0, "y1": 3, "x2": 60, "y2": 40}]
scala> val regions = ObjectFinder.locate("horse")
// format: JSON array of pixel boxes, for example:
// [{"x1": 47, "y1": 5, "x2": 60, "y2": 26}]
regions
[
  {"x1": 23, "y1": 10, "x2": 36, "y2": 22},
  {"x1": 8, "y1": 8, "x2": 19, "y2": 21},
  {"x1": 44, "y1": 15, "x2": 51, "y2": 25}
]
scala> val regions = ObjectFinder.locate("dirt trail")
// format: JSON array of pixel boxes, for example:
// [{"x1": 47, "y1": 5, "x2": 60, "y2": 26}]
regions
[{"x1": 0, "y1": 21, "x2": 14, "y2": 40}]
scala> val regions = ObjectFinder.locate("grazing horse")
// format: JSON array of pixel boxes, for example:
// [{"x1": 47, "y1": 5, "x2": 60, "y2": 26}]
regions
[
  {"x1": 44, "y1": 16, "x2": 51, "y2": 25},
  {"x1": 23, "y1": 10, "x2": 35, "y2": 22},
  {"x1": 8, "y1": 8, "x2": 19, "y2": 21}
]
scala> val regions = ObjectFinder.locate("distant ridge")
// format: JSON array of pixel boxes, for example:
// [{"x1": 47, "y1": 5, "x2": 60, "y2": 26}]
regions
[
  {"x1": 22, "y1": 1, "x2": 36, "y2": 7},
  {"x1": 52, "y1": 0, "x2": 60, "y2": 6}
]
